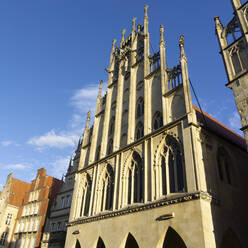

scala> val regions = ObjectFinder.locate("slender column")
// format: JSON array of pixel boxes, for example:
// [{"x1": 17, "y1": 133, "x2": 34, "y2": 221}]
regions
[
  {"x1": 89, "y1": 81, "x2": 103, "y2": 163},
  {"x1": 159, "y1": 25, "x2": 170, "y2": 125},
  {"x1": 69, "y1": 173, "x2": 80, "y2": 221},
  {"x1": 127, "y1": 18, "x2": 138, "y2": 144},
  {"x1": 89, "y1": 167, "x2": 97, "y2": 216},
  {"x1": 100, "y1": 40, "x2": 116, "y2": 158},
  {"x1": 143, "y1": 5, "x2": 151, "y2": 135},
  {"x1": 214, "y1": 17, "x2": 234, "y2": 81},
  {"x1": 113, "y1": 46, "x2": 125, "y2": 151},
  {"x1": 179, "y1": 35, "x2": 197, "y2": 125},
  {"x1": 180, "y1": 37, "x2": 201, "y2": 192},
  {"x1": 113, "y1": 155, "x2": 119, "y2": 210},
  {"x1": 78, "y1": 111, "x2": 91, "y2": 170}
]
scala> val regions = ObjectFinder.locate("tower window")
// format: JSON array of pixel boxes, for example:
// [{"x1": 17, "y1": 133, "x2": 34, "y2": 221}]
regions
[
  {"x1": 107, "y1": 139, "x2": 113, "y2": 155},
  {"x1": 136, "y1": 97, "x2": 144, "y2": 117},
  {"x1": 136, "y1": 122, "x2": 144, "y2": 140},
  {"x1": 153, "y1": 111, "x2": 163, "y2": 130}
]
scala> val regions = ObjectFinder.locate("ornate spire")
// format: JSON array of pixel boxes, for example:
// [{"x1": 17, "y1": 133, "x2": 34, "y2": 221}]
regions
[
  {"x1": 98, "y1": 80, "x2": 103, "y2": 98},
  {"x1": 144, "y1": 5, "x2": 149, "y2": 18},
  {"x1": 121, "y1": 29, "x2": 126, "y2": 44},
  {"x1": 160, "y1": 24, "x2": 165, "y2": 45},
  {"x1": 144, "y1": 5, "x2": 149, "y2": 34},
  {"x1": 86, "y1": 110, "x2": 91, "y2": 129},
  {"x1": 132, "y1": 18, "x2": 137, "y2": 33},
  {"x1": 179, "y1": 35, "x2": 187, "y2": 62},
  {"x1": 214, "y1": 16, "x2": 224, "y2": 32}
]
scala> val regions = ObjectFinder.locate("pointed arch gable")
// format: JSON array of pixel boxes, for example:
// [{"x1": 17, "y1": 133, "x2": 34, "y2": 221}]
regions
[
  {"x1": 162, "y1": 227, "x2": 187, "y2": 248},
  {"x1": 96, "y1": 237, "x2": 106, "y2": 248},
  {"x1": 121, "y1": 148, "x2": 143, "y2": 178},
  {"x1": 123, "y1": 233, "x2": 139, "y2": 248},
  {"x1": 75, "y1": 239, "x2": 81, "y2": 248}
]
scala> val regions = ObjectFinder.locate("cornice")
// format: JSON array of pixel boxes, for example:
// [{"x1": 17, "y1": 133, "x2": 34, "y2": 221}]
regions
[{"x1": 67, "y1": 191, "x2": 216, "y2": 227}]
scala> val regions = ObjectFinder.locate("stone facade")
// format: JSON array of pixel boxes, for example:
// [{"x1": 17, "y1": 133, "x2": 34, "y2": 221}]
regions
[
  {"x1": 0, "y1": 174, "x2": 30, "y2": 248},
  {"x1": 215, "y1": 0, "x2": 248, "y2": 149},
  {"x1": 11, "y1": 168, "x2": 61, "y2": 248},
  {"x1": 41, "y1": 141, "x2": 80, "y2": 248},
  {"x1": 65, "y1": 5, "x2": 248, "y2": 248}
]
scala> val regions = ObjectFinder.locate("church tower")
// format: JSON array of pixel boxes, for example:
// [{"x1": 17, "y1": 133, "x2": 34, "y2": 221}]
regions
[{"x1": 215, "y1": 0, "x2": 248, "y2": 148}]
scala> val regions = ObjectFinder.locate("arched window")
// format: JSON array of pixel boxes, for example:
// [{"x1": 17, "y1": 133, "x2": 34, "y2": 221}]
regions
[
  {"x1": 109, "y1": 116, "x2": 115, "y2": 136},
  {"x1": 96, "y1": 237, "x2": 106, "y2": 248},
  {"x1": 136, "y1": 97, "x2": 144, "y2": 117},
  {"x1": 124, "y1": 233, "x2": 139, "y2": 248},
  {"x1": 136, "y1": 122, "x2": 144, "y2": 140},
  {"x1": 217, "y1": 147, "x2": 233, "y2": 185},
  {"x1": 100, "y1": 165, "x2": 114, "y2": 212},
  {"x1": 120, "y1": 133, "x2": 127, "y2": 148},
  {"x1": 107, "y1": 139, "x2": 113, "y2": 155},
  {"x1": 127, "y1": 152, "x2": 143, "y2": 204},
  {"x1": 79, "y1": 174, "x2": 92, "y2": 217},
  {"x1": 154, "y1": 135, "x2": 185, "y2": 199},
  {"x1": 153, "y1": 111, "x2": 163, "y2": 130},
  {"x1": 75, "y1": 240, "x2": 81, "y2": 248},
  {"x1": 162, "y1": 227, "x2": 187, "y2": 248}
]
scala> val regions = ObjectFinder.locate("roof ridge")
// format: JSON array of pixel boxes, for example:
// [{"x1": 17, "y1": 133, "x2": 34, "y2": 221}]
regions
[{"x1": 192, "y1": 105, "x2": 245, "y2": 140}]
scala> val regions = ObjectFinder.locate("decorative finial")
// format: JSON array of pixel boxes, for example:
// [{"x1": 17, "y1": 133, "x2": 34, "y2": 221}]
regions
[
  {"x1": 160, "y1": 25, "x2": 164, "y2": 42},
  {"x1": 98, "y1": 80, "x2": 103, "y2": 98},
  {"x1": 214, "y1": 16, "x2": 223, "y2": 30},
  {"x1": 179, "y1": 35, "x2": 187, "y2": 61},
  {"x1": 144, "y1": 5, "x2": 149, "y2": 18},
  {"x1": 86, "y1": 110, "x2": 91, "y2": 128},
  {"x1": 179, "y1": 35, "x2": 184, "y2": 48},
  {"x1": 112, "y1": 39, "x2": 116, "y2": 48},
  {"x1": 132, "y1": 18, "x2": 137, "y2": 32},
  {"x1": 121, "y1": 29, "x2": 126, "y2": 43}
]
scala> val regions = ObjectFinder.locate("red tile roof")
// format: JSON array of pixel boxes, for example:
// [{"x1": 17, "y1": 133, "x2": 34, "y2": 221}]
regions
[{"x1": 193, "y1": 105, "x2": 246, "y2": 150}]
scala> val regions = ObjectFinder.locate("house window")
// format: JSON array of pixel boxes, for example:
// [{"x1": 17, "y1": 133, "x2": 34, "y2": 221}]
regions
[
  {"x1": 0, "y1": 232, "x2": 8, "y2": 245},
  {"x1": 57, "y1": 222, "x2": 61, "y2": 231},
  {"x1": 6, "y1": 213, "x2": 12, "y2": 225},
  {"x1": 66, "y1": 195, "x2": 71, "y2": 207},
  {"x1": 61, "y1": 197, "x2": 65, "y2": 208},
  {"x1": 51, "y1": 223, "x2": 55, "y2": 232}
]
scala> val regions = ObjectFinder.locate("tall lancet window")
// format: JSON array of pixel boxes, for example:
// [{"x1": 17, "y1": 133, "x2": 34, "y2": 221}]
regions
[
  {"x1": 99, "y1": 165, "x2": 114, "y2": 212},
  {"x1": 136, "y1": 122, "x2": 144, "y2": 140},
  {"x1": 153, "y1": 111, "x2": 163, "y2": 131},
  {"x1": 126, "y1": 151, "x2": 144, "y2": 205},
  {"x1": 78, "y1": 174, "x2": 92, "y2": 217},
  {"x1": 136, "y1": 97, "x2": 144, "y2": 118},
  {"x1": 154, "y1": 135, "x2": 185, "y2": 199}
]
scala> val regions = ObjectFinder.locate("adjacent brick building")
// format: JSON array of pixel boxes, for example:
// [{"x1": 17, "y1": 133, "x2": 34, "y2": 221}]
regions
[
  {"x1": 0, "y1": 173, "x2": 31, "y2": 248},
  {"x1": 11, "y1": 168, "x2": 62, "y2": 248}
]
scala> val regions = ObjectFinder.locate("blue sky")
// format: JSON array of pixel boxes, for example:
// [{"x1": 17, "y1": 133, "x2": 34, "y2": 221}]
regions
[{"x1": 0, "y1": 0, "x2": 243, "y2": 189}]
